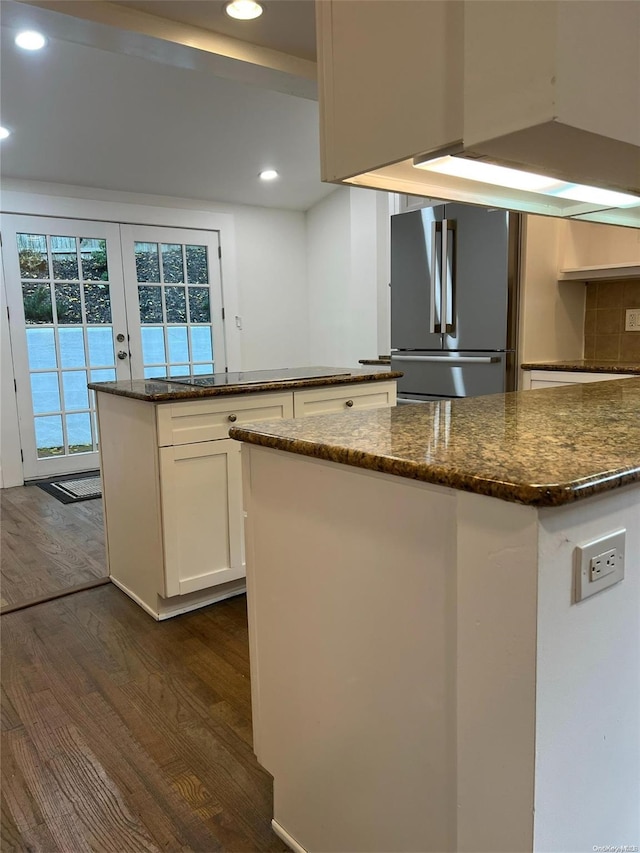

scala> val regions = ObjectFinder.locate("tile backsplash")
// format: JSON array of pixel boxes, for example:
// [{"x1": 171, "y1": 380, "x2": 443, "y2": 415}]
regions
[{"x1": 584, "y1": 278, "x2": 640, "y2": 361}]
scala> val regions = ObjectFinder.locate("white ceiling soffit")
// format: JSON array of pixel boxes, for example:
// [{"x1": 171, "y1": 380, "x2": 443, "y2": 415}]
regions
[
  {"x1": 109, "y1": 0, "x2": 317, "y2": 62},
  {"x1": 4, "y1": 0, "x2": 317, "y2": 100},
  {"x1": 0, "y1": 23, "x2": 334, "y2": 209}
]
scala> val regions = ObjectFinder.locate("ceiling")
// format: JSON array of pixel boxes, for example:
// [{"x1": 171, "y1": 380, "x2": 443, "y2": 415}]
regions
[
  {"x1": 0, "y1": 0, "x2": 335, "y2": 211},
  {"x1": 109, "y1": 0, "x2": 317, "y2": 61}
]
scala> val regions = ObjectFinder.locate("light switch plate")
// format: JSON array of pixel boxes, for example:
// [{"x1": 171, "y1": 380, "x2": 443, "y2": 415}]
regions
[
  {"x1": 625, "y1": 309, "x2": 640, "y2": 331},
  {"x1": 574, "y1": 529, "x2": 625, "y2": 602}
]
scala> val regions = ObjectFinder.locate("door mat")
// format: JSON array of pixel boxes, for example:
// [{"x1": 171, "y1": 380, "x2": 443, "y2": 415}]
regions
[{"x1": 37, "y1": 476, "x2": 102, "y2": 504}]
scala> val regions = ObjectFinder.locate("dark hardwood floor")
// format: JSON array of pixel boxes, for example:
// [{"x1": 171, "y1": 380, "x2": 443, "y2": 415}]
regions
[
  {"x1": 1, "y1": 485, "x2": 106, "y2": 610},
  {"x1": 1, "y1": 585, "x2": 287, "y2": 852}
]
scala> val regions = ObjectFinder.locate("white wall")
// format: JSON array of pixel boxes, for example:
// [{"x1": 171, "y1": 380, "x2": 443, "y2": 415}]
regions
[
  {"x1": 232, "y1": 206, "x2": 309, "y2": 371},
  {"x1": 0, "y1": 262, "x2": 23, "y2": 489},
  {"x1": 306, "y1": 186, "x2": 388, "y2": 366},
  {"x1": 535, "y1": 487, "x2": 640, "y2": 850},
  {"x1": 306, "y1": 188, "x2": 352, "y2": 365},
  {"x1": 518, "y1": 214, "x2": 585, "y2": 371}
]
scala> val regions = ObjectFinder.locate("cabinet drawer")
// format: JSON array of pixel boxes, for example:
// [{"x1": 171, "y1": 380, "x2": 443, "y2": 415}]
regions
[
  {"x1": 293, "y1": 381, "x2": 396, "y2": 417},
  {"x1": 156, "y1": 391, "x2": 294, "y2": 446}
]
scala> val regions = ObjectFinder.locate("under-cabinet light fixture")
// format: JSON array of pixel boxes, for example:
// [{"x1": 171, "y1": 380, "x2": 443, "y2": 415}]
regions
[
  {"x1": 225, "y1": 1, "x2": 263, "y2": 20},
  {"x1": 0, "y1": 127, "x2": 11, "y2": 140},
  {"x1": 414, "y1": 154, "x2": 640, "y2": 209},
  {"x1": 259, "y1": 169, "x2": 278, "y2": 181},
  {"x1": 15, "y1": 30, "x2": 47, "y2": 50}
]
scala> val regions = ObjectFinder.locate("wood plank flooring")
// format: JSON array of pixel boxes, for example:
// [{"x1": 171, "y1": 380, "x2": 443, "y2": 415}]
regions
[
  {"x1": 1, "y1": 585, "x2": 288, "y2": 852},
  {"x1": 1, "y1": 485, "x2": 106, "y2": 610}
]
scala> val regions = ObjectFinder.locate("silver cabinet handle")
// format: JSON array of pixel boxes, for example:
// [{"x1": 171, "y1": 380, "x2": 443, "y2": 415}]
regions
[
  {"x1": 228, "y1": 414, "x2": 237, "y2": 422},
  {"x1": 345, "y1": 399, "x2": 354, "y2": 407},
  {"x1": 393, "y1": 355, "x2": 499, "y2": 364},
  {"x1": 117, "y1": 350, "x2": 128, "y2": 360}
]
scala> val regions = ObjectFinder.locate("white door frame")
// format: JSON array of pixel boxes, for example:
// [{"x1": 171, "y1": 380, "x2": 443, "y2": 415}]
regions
[{"x1": 0, "y1": 188, "x2": 241, "y2": 486}]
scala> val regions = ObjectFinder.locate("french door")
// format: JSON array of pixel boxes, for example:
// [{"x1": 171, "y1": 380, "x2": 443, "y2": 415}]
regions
[
  {"x1": 120, "y1": 225, "x2": 225, "y2": 381},
  {"x1": 2, "y1": 215, "x2": 224, "y2": 480}
]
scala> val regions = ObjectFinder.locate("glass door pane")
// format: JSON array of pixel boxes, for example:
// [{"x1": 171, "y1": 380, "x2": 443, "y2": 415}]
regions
[
  {"x1": 2, "y1": 215, "x2": 130, "y2": 479},
  {"x1": 120, "y1": 225, "x2": 225, "y2": 381}
]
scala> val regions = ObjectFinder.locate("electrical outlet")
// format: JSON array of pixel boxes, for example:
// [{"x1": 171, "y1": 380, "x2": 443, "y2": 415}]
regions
[
  {"x1": 625, "y1": 309, "x2": 640, "y2": 332},
  {"x1": 575, "y1": 530, "x2": 625, "y2": 602},
  {"x1": 589, "y1": 548, "x2": 618, "y2": 582}
]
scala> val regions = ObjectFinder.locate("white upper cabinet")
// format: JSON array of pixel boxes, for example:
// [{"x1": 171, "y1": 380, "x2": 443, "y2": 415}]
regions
[
  {"x1": 316, "y1": 0, "x2": 640, "y2": 227},
  {"x1": 317, "y1": 0, "x2": 463, "y2": 182},
  {"x1": 462, "y1": 2, "x2": 639, "y2": 191}
]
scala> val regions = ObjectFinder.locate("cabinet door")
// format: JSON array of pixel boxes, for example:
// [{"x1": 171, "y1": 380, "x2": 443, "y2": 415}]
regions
[
  {"x1": 293, "y1": 382, "x2": 396, "y2": 418},
  {"x1": 159, "y1": 438, "x2": 244, "y2": 598}
]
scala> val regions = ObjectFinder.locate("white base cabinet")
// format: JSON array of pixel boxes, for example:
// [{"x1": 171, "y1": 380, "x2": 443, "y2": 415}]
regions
[
  {"x1": 96, "y1": 381, "x2": 396, "y2": 619},
  {"x1": 522, "y1": 370, "x2": 634, "y2": 390},
  {"x1": 159, "y1": 438, "x2": 244, "y2": 598},
  {"x1": 242, "y1": 446, "x2": 640, "y2": 853}
]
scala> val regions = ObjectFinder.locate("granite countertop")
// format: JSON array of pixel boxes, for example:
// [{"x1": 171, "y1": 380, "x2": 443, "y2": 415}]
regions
[
  {"x1": 88, "y1": 366, "x2": 402, "y2": 402},
  {"x1": 358, "y1": 356, "x2": 391, "y2": 365},
  {"x1": 521, "y1": 359, "x2": 640, "y2": 374},
  {"x1": 229, "y1": 378, "x2": 640, "y2": 507}
]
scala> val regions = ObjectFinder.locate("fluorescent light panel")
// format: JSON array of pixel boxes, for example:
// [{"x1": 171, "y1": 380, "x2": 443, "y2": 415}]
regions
[{"x1": 414, "y1": 155, "x2": 640, "y2": 208}]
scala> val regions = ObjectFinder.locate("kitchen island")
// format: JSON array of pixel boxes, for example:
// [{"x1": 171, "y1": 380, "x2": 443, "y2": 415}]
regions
[
  {"x1": 231, "y1": 378, "x2": 640, "y2": 853},
  {"x1": 89, "y1": 367, "x2": 399, "y2": 620}
]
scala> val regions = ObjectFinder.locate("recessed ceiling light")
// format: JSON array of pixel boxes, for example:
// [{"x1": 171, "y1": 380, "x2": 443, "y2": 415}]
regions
[
  {"x1": 225, "y1": 0, "x2": 263, "y2": 20},
  {"x1": 15, "y1": 30, "x2": 47, "y2": 51},
  {"x1": 259, "y1": 169, "x2": 279, "y2": 181},
  {"x1": 0, "y1": 127, "x2": 11, "y2": 140}
]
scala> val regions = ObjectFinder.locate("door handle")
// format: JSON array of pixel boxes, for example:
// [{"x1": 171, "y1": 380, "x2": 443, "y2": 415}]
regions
[
  {"x1": 441, "y1": 220, "x2": 455, "y2": 333},
  {"x1": 117, "y1": 350, "x2": 128, "y2": 360},
  {"x1": 393, "y1": 355, "x2": 500, "y2": 364},
  {"x1": 428, "y1": 220, "x2": 437, "y2": 334},
  {"x1": 441, "y1": 219, "x2": 448, "y2": 336}
]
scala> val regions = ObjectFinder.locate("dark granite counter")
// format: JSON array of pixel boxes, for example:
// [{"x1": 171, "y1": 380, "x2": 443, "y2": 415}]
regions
[
  {"x1": 230, "y1": 378, "x2": 640, "y2": 507},
  {"x1": 358, "y1": 356, "x2": 391, "y2": 365},
  {"x1": 521, "y1": 359, "x2": 640, "y2": 374},
  {"x1": 88, "y1": 366, "x2": 401, "y2": 402}
]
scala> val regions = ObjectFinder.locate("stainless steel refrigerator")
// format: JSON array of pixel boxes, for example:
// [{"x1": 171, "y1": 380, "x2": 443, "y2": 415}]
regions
[{"x1": 390, "y1": 204, "x2": 520, "y2": 402}]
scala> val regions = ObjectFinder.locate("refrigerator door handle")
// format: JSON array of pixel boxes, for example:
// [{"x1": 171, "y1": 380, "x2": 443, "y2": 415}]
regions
[
  {"x1": 441, "y1": 219, "x2": 448, "y2": 335},
  {"x1": 441, "y1": 219, "x2": 455, "y2": 333},
  {"x1": 393, "y1": 355, "x2": 500, "y2": 364},
  {"x1": 429, "y1": 220, "x2": 438, "y2": 334}
]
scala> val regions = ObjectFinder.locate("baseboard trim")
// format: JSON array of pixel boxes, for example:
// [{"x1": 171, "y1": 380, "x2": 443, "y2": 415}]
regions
[
  {"x1": 272, "y1": 820, "x2": 308, "y2": 853},
  {"x1": 110, "y1": 576, "x2": 247, "y2": 620},
  {"x1": 109, "y1": 577, "x2": 161, "y2": 620}
]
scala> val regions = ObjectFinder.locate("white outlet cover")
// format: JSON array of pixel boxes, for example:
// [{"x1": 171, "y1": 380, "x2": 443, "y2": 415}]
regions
[
  {"x1": 575, "y1": 529, "x2": 626, "y2": 602},
  {"x1": 625, "y1": 308, "x2": 640, "y2": 331}
]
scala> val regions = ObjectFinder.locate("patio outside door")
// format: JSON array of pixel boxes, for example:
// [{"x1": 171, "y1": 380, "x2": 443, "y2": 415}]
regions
[{"x1": 2, "y1": 215, "x2": 224, "y2": 480}]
